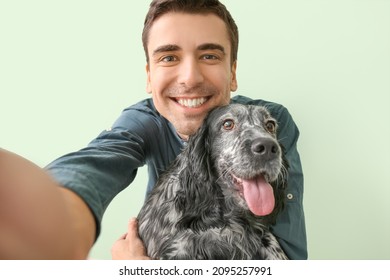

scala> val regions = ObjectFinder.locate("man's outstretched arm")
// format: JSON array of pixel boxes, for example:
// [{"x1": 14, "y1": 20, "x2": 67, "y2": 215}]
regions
[{"x1": 0, "y1": 148, "x2": 95, "y2": 259}]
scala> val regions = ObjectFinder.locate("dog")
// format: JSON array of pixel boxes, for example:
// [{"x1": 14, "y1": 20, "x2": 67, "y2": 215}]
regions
[{"x1": 137, "y1": 104, "x2": 289, "y2": 260}]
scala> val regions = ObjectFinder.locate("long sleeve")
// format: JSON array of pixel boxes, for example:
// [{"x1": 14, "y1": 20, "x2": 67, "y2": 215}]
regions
[
  {"x1": 270, "y1": 104, "x2": 307, "y2": 260},
  {"x1": 45, "y1": 99, "x2": 182, "y2": 238}
]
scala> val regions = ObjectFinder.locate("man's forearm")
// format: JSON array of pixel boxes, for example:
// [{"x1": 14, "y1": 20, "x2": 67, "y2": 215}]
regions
[{"x1": 0, "y1": 149, "x2": 95, "y2": 259}]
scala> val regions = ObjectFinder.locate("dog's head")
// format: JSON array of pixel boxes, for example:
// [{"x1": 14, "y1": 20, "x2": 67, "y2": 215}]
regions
[
  {"x1": 183, "y1": 104, "x2": 287, "y2": 223},
  {"x1": 177, "y1": 104, "x2": 287, "y2": 228}
]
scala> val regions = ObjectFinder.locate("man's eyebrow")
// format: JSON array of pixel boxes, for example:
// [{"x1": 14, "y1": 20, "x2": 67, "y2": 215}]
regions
[
  {"x1": 152, "y1": 44, "x2": 181, "y2": 56},
  {"x1": 197, "y1": 43, "x2": 225, "y2": 54},
  {"x1": 152, "y1": 43, "x2": 226, "y2": 56}
]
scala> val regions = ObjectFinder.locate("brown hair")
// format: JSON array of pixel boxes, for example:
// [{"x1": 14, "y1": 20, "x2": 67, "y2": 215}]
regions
[{"x1": 142, "y1": 0, "x2": 239, "y2": 65}]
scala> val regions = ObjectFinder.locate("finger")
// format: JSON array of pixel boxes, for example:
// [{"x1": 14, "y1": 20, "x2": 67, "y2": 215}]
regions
[{"x1": 125, "y1": 217, "x2": 139, "y2": 240}]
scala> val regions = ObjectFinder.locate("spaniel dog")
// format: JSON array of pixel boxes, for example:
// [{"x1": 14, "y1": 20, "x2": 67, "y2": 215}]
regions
[{"x1": 137, "y1": 104, "x2": 289, "y2": 259}]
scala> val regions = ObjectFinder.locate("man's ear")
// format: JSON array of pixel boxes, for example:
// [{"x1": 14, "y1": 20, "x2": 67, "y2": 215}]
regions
[
  {"x1": 230, "y1": 61, "x2": 238, "y2": 92},
  {"x1": 146, "y1": 64, "x2": 152, "y2": 94}
]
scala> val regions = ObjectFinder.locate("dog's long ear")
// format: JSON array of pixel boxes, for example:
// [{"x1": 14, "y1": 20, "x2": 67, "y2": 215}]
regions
[
  {"x1": 265, "y1": 144, "x2": 289, "y2": 225},
  {"x1": 186, "y1": 123, "x2": 213, "y2": 180},
  {"x1": 174, "y1": 122, "x2": 224, "y2": 232}
]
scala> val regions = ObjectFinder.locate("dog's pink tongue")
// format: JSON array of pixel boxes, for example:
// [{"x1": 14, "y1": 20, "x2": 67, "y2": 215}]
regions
[{"x1": 242, "y1": 175, "x2": 275, "y2": 216}]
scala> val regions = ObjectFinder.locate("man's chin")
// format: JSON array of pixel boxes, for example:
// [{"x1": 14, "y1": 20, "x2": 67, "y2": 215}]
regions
[{"x1": 173, "y1": 120, "x2": 205, "y2": 140}]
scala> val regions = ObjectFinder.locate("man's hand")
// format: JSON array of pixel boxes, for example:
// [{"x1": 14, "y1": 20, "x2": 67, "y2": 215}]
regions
[
  {"x1": 0, "y1": 148, "x2": 95, "y2": 259},
  {"x1": 111, "y1": 218, "x2": 151, "y2": 260}
]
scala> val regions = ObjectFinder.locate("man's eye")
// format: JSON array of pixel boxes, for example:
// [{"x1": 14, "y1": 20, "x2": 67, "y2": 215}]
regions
[
  {"x1": 161, "y1": 55, "x2": 177, "y2": 62},
  {"x1": 202, "y1": 54, "x2": 218, "y2": 60},
  {"x1": 222, "y1": 119, "x2": 235, "y2": 130}
]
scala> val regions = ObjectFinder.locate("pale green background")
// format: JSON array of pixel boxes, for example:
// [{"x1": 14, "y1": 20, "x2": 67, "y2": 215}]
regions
[{"x1": 1, "y1": 0, "x2": 389, "y2": 260}]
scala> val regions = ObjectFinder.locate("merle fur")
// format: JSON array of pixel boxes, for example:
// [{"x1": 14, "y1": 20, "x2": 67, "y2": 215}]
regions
[{"x1": 137, "y1": 104, "x2": 289, "y2": 260}]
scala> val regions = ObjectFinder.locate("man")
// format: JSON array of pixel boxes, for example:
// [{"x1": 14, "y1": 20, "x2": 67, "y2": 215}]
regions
[{"x1": 0, "y1": 0, "x2": 306, "y2": 259}]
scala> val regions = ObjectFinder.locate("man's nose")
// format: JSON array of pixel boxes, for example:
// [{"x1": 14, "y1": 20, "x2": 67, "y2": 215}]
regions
[{"x1": 177, "y1": 57, "x2": 204, "y2": 88}]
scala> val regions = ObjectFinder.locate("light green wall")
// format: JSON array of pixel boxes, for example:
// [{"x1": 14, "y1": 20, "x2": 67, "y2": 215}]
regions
[{"x1": 1, "y1": 0, "x2": 389, "y2": 260}]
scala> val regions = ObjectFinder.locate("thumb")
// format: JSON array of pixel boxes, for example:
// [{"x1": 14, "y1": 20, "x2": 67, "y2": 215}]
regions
[
  {"x1": 125, "y1": 217, "x2": 150, "y2": 259},
  {"x1": 125, "y1": 217, "x2": 140, "y2": 240}
]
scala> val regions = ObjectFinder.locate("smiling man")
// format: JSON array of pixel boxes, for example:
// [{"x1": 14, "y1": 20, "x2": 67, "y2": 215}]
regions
[
  {"x1": 0, "y1": 0, "x2": 307, "y2": 260},
  {"x1": 145, "y1": 12, "x2": 237, "y2": 140}
]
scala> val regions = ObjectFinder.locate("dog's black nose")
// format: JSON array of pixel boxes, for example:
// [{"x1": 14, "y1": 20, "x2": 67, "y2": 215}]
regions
[{"x1": 251, "y1": 138, "x2": 279, "y2": 158}]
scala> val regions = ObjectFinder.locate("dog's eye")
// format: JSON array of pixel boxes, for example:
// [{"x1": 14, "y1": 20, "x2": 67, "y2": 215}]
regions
[
  {"x1": 265, "y1": 120, "x2": 276, "y2": 133},
  {"x1": 222, "y1": 119, "x2": 235, "y2": 130}
]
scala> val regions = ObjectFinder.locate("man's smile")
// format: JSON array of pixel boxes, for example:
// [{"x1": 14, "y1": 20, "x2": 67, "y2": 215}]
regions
[{"x1": 173, "y1": 97, "x2": 209, "y2": 108}]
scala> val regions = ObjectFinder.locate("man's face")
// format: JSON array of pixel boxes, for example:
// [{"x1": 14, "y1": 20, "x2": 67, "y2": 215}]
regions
[{"x1": 146, "y1": 12, "x2": 238, "y2": 140}]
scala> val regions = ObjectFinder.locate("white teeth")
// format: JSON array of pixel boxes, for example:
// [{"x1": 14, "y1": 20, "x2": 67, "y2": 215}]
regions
[{"x1": 177, "y1": 97, "x2": 207, "y2": 108}]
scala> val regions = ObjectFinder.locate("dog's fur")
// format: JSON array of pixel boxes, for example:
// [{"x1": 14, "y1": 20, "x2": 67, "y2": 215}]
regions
[{"x1": 137, "y1": 104, "x2": 289, "y2": 260}]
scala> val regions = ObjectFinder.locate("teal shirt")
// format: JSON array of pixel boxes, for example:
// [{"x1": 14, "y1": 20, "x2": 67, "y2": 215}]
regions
[{"x1": 46, "y1": 95, "x2": 307, "y2": 259}]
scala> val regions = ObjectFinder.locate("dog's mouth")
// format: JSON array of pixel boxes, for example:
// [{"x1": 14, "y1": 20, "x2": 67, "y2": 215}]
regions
[{"x1": 232, "y1": 174, "x2": 275, "y2": 217}]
